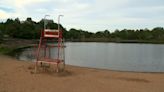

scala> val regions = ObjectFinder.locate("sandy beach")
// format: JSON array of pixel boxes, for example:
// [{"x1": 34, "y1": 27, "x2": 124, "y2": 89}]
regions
[{"x1": 0, "y1": 55, "x2": 164, "y2": 92}]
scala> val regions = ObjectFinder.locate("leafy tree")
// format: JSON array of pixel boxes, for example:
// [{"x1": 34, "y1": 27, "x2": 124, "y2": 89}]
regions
[
  {"x1": 152, "y1": 27, "x2": 164, "y2": 40},
  {"x1": 0, "y1": 17, "x2": 164, "y2": 42},
  {"x1": 104, "y1": 30, "x2": 110, "y2": 38}
]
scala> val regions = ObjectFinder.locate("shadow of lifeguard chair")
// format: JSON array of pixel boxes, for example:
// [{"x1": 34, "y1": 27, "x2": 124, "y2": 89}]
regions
[{"x1": 35, "y1": 15, "x2": 65, "y2": 73}]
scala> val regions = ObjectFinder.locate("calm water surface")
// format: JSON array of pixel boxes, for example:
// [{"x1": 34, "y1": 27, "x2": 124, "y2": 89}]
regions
[{"x1": 17, "y1": 42, "x2": 164, "y2": 72}]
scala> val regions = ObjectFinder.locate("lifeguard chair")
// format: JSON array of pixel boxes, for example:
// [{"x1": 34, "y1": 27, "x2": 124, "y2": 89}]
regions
[{"x1": 35, "y1": 15, "x2": 65, "y2": 72}]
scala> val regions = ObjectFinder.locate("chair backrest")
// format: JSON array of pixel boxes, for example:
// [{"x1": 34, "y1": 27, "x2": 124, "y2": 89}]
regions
[{"x1": 43, "y1": 29, "x2": 60, "y2": 38}]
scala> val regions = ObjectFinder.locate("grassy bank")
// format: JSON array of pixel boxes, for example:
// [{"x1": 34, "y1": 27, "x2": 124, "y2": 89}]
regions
[
  {"x1": 0, "y1": 38, "x2": 36, "y2": 55},
  {"x1": 0, "y1": 38, "x2": 164, "y2": 56},
  {"x1": 0, "y1": 44, "x2": 32, "y2": 56},
  {"x1": 67, "y1": 39, "x2": 164, "y2": 44},
  {"x1": 0, "y1": 45, "x2": 14, "y2": 54}
]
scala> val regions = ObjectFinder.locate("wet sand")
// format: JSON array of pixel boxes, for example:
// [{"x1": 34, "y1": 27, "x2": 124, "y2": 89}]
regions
[{"x1": 0, "y1": 55, "x2": 164, "y2": 92}]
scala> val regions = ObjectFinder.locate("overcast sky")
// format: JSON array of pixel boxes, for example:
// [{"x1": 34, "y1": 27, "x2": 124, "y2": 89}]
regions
[{"x1": 0, "y1": 0, "x2": 164, "y2": 32}]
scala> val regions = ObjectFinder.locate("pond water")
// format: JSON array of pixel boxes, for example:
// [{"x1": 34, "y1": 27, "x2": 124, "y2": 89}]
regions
[{"x1": 16, "y1": 42, "x2": 164, "y2": 72}]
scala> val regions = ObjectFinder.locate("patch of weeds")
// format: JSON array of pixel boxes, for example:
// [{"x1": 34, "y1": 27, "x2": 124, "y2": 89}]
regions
[{"x1": 0, "y1": 45, "x2": 13, "y2": 54}]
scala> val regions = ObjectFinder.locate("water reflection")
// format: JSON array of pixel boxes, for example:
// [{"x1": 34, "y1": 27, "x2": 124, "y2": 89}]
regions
[{"x1": 17, "y1": 42, "x2": 164, "y2": 72}]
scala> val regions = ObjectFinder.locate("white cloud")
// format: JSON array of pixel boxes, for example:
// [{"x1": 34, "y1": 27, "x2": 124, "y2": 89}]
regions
[
  {"x1": 14, "y1": 0, "x2": 47, "y2": 8},
  {"x1": 0, "y1": 10, "x2": 10, "y2": 19},
  {"x1": 0, "y1": 0, "x2": 164, "y2": 32}
]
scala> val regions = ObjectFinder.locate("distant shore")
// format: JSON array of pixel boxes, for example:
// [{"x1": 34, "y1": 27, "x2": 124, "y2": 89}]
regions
[
  {"x1": 0, "y1": 55, "x2": 164, "y2": 92},
  {"x1": 67, "y1": 39, "x2": 164, "y2": 44},
  {"x1": 1, "y1": 38, "x2": 164, "y2": 56}
]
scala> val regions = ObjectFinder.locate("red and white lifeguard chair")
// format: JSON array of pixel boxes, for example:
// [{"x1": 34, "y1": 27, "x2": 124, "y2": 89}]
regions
[{"x1": 35, "y1": 15, "x2": 65, "y2": 72}]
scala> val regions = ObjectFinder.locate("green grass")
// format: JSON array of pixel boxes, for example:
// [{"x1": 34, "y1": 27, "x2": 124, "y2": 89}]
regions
[
  {"x1": 0, "y1": 45, "x2": 13, "y2": 54},
  {"x1": 0, "y1": 44, "x2": 32, "y2": 56}
]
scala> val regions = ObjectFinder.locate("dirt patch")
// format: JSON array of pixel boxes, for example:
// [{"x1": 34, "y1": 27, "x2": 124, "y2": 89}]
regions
[
  {"x1": 28, "y1": 64, "x2": 74, "y2": 77},
  {"x1": 118, "y1": 77, "x2": 150, "y2": 83}
]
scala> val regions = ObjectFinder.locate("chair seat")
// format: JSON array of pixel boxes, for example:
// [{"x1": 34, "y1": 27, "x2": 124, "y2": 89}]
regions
[{"x1": 44, "y1": 29, "x2": 60, "y2": 38}]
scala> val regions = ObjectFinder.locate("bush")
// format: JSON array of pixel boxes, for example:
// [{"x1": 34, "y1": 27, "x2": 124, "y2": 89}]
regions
[{"x1": 0, "y1": 45, "x2": 13, "y2": 54}]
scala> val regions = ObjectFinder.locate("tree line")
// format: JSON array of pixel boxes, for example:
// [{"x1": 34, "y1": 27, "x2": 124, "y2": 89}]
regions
[{"x1": 0, "y1": 17, "x2": 164, "y2": 42}]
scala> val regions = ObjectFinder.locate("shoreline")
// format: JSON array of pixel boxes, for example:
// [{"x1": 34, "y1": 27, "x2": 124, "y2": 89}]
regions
[
  {"x1": 11, "y1": 56, "x2": 164, "y2": 74},
  {"x1": 66, "y1": 39, "x2": 164, "y2": 44},
  {"x1": 1, "y1": 55, "x2": 164, "y2": 92},
  {"x1": 66, "y1": 64, "x2": 164, "y2": 74},
  {"x1": 1, "y1": 38, "x2": 164, "y2": 55}
]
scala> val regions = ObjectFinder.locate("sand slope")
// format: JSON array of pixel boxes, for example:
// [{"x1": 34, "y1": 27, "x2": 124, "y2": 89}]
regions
[{"x1": 0, "y1": 55, "x2": 164, "y2": 92}]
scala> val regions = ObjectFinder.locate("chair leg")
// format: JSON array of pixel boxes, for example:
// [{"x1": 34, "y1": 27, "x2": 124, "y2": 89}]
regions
[
  {"x1": 56, "y1": 63, "x2": 59, "y2": 72},
  {"x1": 35, "y1": 62, "x2": 37, "y2": 73}
]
